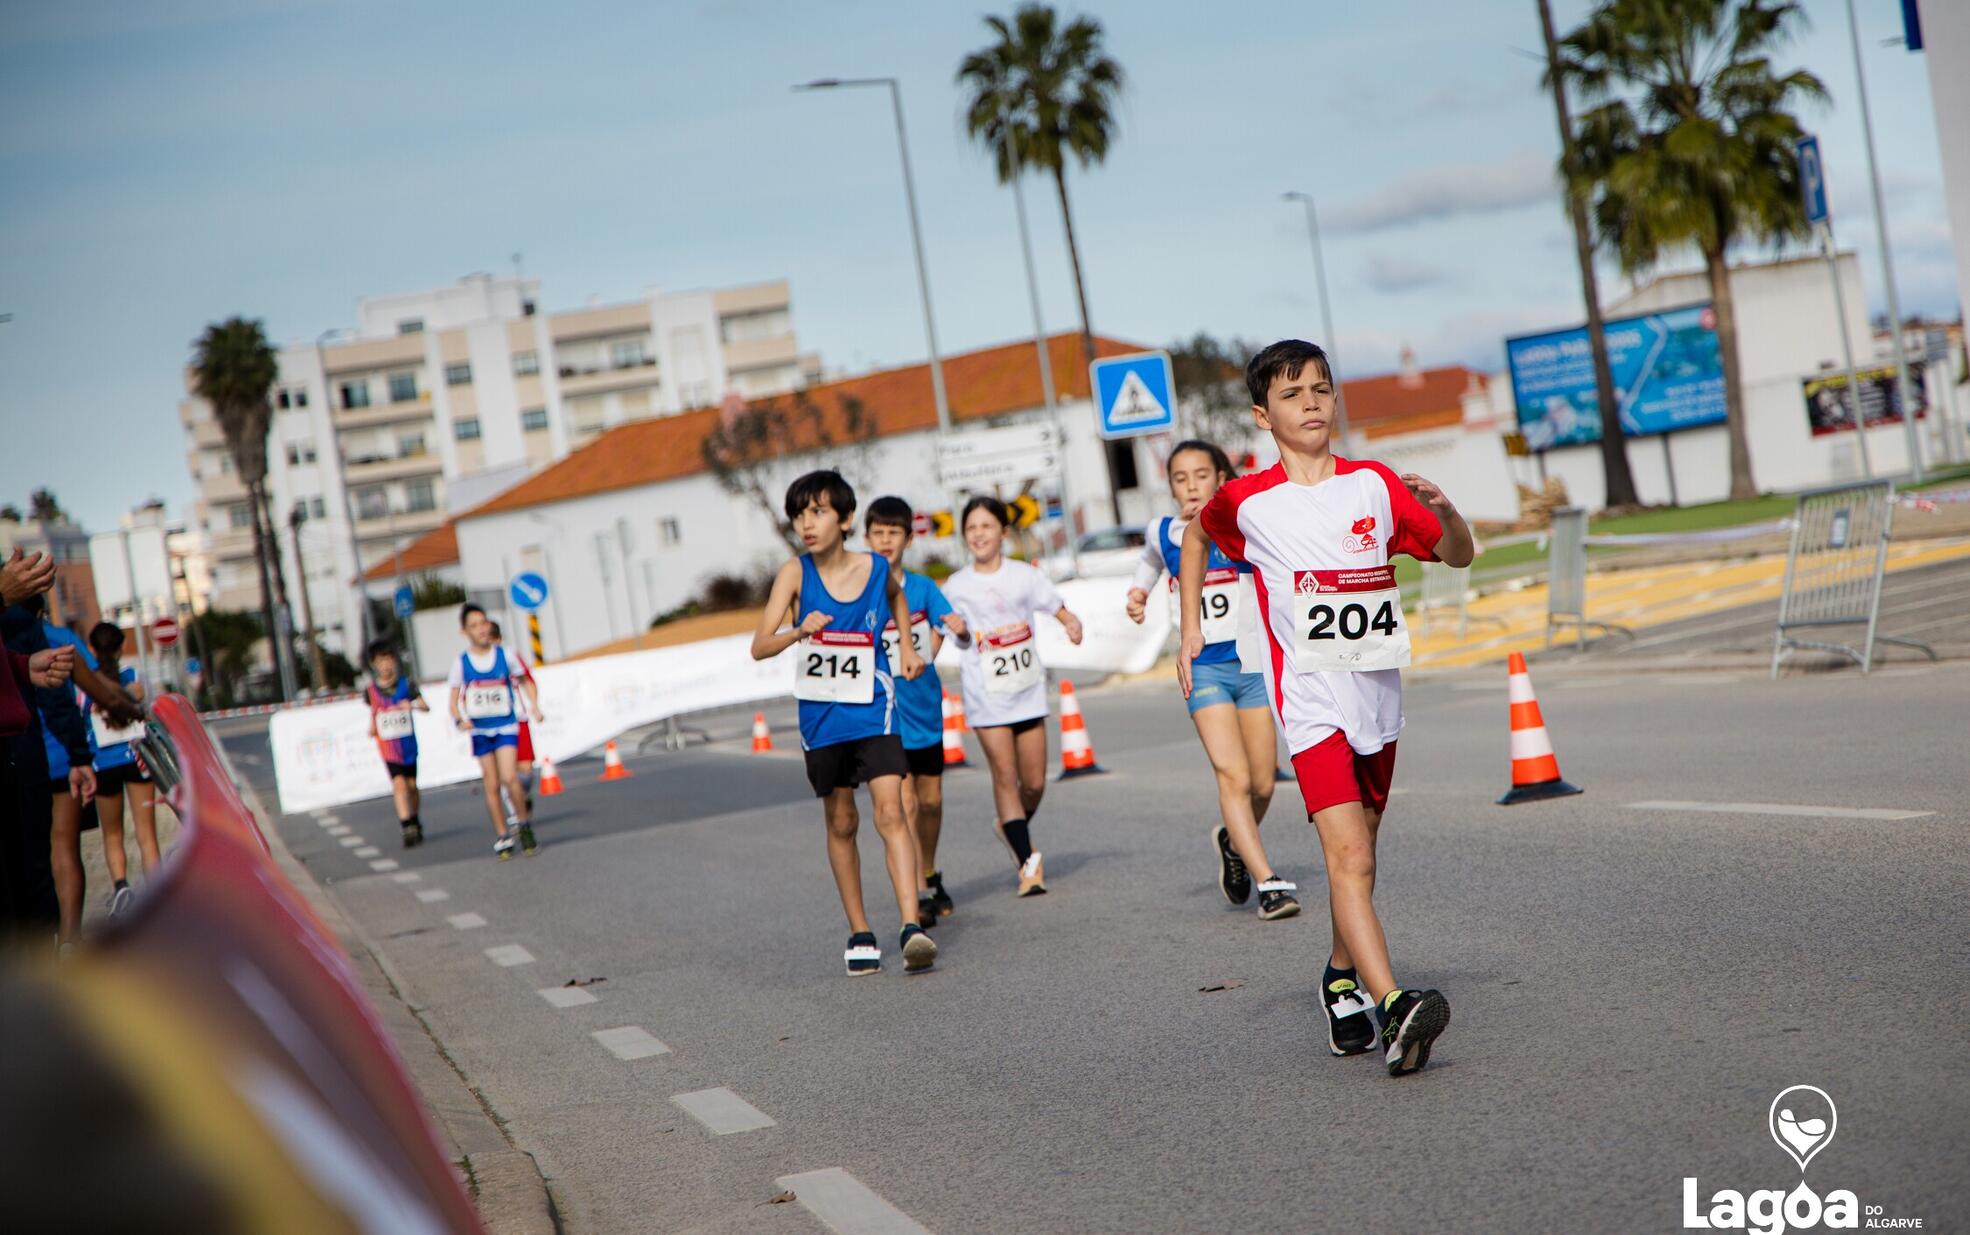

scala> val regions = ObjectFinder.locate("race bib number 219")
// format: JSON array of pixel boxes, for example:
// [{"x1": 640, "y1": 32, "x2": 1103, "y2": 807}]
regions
[{"x1": 1290, "y1": 565, "x2": 1409, "y2": 673}]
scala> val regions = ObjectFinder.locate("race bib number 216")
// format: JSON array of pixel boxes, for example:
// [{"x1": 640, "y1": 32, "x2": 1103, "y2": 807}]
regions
[{"x1": 1290, "y1": 565, "x2": 1409, "y2": 673}]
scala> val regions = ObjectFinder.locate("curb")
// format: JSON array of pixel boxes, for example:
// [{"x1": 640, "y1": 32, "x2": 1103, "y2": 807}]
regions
[{"x1": 211, "y1": 741, "x2": 561, "y2": 1235}]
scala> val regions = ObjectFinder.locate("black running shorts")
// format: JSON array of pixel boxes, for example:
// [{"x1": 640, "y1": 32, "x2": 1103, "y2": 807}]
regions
[
  {"x1": 903, "y1": 743, "x2": 945, "y2": 778},
  {"x1": 804, "y1": 733, "x2": 909, "y2": 797}
]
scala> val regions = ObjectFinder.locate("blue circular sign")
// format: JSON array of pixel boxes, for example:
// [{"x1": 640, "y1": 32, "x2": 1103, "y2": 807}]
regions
[
  {"x1": 393, "y1": 585, "x2": 415, "y2": 618},
  {"x1": 509, "y1": 571, "x2": 550, "y2": 612}
]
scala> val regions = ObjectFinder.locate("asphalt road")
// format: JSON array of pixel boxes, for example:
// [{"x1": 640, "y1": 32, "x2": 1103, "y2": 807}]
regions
[{"x1": 217, "y1": 660, "x2": 1970, "y2": 1234}]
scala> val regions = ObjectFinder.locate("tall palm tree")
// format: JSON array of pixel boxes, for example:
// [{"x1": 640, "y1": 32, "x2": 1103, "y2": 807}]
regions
[
  {"x1": 1557, "y1": 0, "x2": 1826, "y2": 500},
  {"x1": 191, "y1": 317, "x2": 287, "y2": 695},
  {"x1": 959, "y1": 4, "x2": 1129, "y2": 505}
]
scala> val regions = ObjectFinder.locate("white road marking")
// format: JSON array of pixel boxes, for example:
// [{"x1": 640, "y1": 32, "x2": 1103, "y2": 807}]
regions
[
  {"x1": 318, "y1": 813, "x2": 339, "y2": 823},
  {"x1": 369, "y1": 859, "x2": 400, "y2": 872},
  {"x1": 338, "y1": 835, "x2": 364, "y2": 847},
  {"x1": 353, "y1": 846, "x2": 380, "y2": 858},
  {"x1": 415, "y1": 888, "x2": 450, "y2": 903},
  {"x1": 390, "y1": 872, "x2": 421, "y2": 884},
  {"x1": 326, "y1": 824, "x2": 349, "y2": 834},
  {"x1": 776, "y1": 1167, "x2": 930, "y2": 1235},
  {"x1": 448, "y1": 912, "x2": 488, "y2": 930},
  {"x1": 1626, "y1": 800, "x2": 1935, "y2": 821},
  {"x1": 485, "y1": 944, "x2": 535, "y2": 967},
  {"x1": 672, "y1": 1087, "x2": 776, "y2": 1135},
  {"x1": 592, "y1": 1026, "x2": 669, "y2": 1060},
  {"x1": 537, "y1": 985, "x2": 598, "y2": 1008}
]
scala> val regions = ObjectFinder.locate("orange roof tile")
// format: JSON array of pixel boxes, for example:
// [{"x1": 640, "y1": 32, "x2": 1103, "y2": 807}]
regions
[
  {"x1": 359, "y1": 521, "x2": 458, "y2": 582},
  {"x1": 1344, "y1": 365, "x2": 1486, "y2": 438},
  {"x1": 466, "y1": 333, "x2": 1144, "y2": 519}
]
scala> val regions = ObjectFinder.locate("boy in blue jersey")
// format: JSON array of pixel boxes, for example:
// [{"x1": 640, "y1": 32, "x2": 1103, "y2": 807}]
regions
[
  {"x1": 863, "y1": 496, "x2": 971, "y2": 927},
  {"x1": 366, "y1": 640, "x2": 429, "y2": 848},
  {"x1": 751, "y1": 471, "x2": 937, "y2": 976},
  {"x1": 448, "y1": 604, "x2": 543, "y2": 860}
]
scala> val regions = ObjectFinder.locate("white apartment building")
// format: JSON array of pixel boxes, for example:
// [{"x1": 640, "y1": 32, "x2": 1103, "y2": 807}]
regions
[{"x1": 179, "y1": 274, "x2": 813, "y2": 657}]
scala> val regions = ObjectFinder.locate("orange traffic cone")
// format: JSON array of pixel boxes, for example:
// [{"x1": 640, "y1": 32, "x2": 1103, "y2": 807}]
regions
[
  {"x1": 1056, "y1": 680, "x2": 1105, "y2": 779},
  {"x1": 941, "y1": 690, "x2": 968, "y2": 768},
  {"x1": 599, "y1": 740, "x2": 633, "y2": 782},
  {"x1": 949, "y1": 689, "x2": 969, "y2": 732},
  {"x1": 751, "y1": 712, "x2": 774, "y2": 754},
  {"x1": 1498, "y1": 652, "x2": 1582, "y2": 804},
  {"x1": 537, "y1": 754, "x2": 565, "y2": 796}
]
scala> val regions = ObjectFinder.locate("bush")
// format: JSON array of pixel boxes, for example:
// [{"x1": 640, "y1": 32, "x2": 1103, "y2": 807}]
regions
[{"x1": 410, "y1": 573, "x2": 467, "y2": 610}]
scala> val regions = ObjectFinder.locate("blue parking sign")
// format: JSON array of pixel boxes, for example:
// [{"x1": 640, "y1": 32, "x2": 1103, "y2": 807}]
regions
[
  {"x1": 1092, "y1": 351, "x2": 1177, "y2": 439},
  {"x1": 1795, "y1": 135, "x2": 1828, "y2": 226},
  {"x1": 393, "y1": 585, "x2": 415, "y2": 619}
]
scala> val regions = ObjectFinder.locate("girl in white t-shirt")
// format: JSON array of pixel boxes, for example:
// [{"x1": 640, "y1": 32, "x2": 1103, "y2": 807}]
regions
[{"x1": 941, "y1": 496, "x2": 1083, "y2": 897}]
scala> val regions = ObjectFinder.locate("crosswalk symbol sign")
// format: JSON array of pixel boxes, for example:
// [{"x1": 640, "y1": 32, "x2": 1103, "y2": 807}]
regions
[{"x1": 1092, "y1": 351, "x2": 1177, "y2": 440}]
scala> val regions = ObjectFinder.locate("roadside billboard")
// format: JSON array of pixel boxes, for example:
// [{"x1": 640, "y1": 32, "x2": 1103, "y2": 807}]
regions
[
  {"x1": 1506, "y1": 303, "x2": 1727, "y2": 450},
  {"x1": 1802, "y1": 361, "x2": 1928, "y2": 436}
]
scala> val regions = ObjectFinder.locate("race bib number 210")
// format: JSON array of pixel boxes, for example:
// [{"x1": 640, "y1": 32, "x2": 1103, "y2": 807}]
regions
[{"x1": 1290, "y1": 565, "x2": 1409, "y2": 673}]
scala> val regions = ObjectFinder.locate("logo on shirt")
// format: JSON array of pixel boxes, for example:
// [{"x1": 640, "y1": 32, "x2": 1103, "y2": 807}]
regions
[{"x1": 1344, "y1": 516, "x2": 1378, "y2": 554}]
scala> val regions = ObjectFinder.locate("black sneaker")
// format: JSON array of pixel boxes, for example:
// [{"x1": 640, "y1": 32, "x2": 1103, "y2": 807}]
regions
[
  {"x1": 900, "y1": 923, "x2": 938, "y2": 973},
  {"x1": 1214, "y1": 825, "x2": 1252, "y2": 905},
  {"x1": 1322, "y1": 977, "x2": 1378, "y2": 1056},
  {"x1": 1255, "y1": 879, "x2": 1301, "y2": 920},
  {"x1": 401, "y1": 821, "x2": 424, "y2": 849},
  {"x1": 844, "y1": 932, "x2": 881, "y2": 976},
  {"x1": 1379, "y1": 988, "x2": 1451, "y2": 1076},
  {"x1": 518, "y1": 823, "x2": 538, "y2": 856},
  {"x1": 494, "y1": 835, "x2": 516, "y2": 861},
  {"x1": 916, "y1": 893, "x2": 939, "y2": 930},
  {"x1": 927, "y1": 870, "x2": 955, "y2": 918}
]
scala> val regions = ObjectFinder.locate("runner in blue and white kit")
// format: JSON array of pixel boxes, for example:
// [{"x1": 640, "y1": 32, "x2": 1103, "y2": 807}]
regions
[
  {"x1": 751, "y1": 470, "x2": 937, "y2": 976},
  {"x1": 863, "y1": 495, "x2": 972, "y2": 927},
  {"x1": 448, "y1": 604, "x2": 542, "y2": 860},
  {"x1": 1126, "y1": 440, "x2": 1299, "y2": 921},
  {"x1": 84, "y1": 622, "x2": 155, "y2": 916}
]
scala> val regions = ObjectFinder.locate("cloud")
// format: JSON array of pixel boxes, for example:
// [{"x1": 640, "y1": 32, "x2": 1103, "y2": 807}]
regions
[
  {"x1": 1362, "y1": 254, "x2": 1458, "y2": 294},
  {"x1": 1326, "y1": 150, "x2": 1559, "y2": 235}
]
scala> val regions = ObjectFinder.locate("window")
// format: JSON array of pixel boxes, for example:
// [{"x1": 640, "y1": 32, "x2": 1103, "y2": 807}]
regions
[
  {"x1": 355, "y1": 486, "x2": 388, "y2": 520},
  {"x1": 388, "y1": 371, "x2": 419, "y2": 402},
  {"x1": 309, "y1": 497, "x2": 326, "y2": 518},
  {"x1": 521, "y1": 408, "x2": 549, "y2": 432},
  {"x1": 275, "y1": 385, "x2": 309, "y2": 409},
  {"x1": 398, "y1": 318, "x2": 424, "y2": 334},
  {"x1": 340, "y1": 379, "x2": 370, "y2": 410},
  {"x1": 445, "y1": 362, "x2": 472, "y2": 386},
  {"x1": 397, "y1": 432, "x2": 426, "y2": 457},
  {"x1": 284, "y1": 442, "x2": 317, "y2": 466},
  {"x1": 512, "y1": 350, "x2": 539, "y2": 376},
  {"x1": 227, "y1": 504, "x2": 253, "y2": 529},
  {"x1": 610, "y1": 338, "x2": 648, "y2": 369},
  {"x1": 719, "y1": 307, "x2": 792, "y2": 345},
  {"x1": 659, "y1": 516, "x2": 681, "y2": 546},
  {"x1": 454, "y1": 417, "x2": 482, "y2": 441},
  {"x1": 404, "y1": 479, "x2": 436, "y2": 512}
]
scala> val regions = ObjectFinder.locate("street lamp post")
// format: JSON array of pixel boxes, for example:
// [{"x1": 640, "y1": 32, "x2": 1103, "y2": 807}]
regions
[
  {"x1": 1009, "y1": 173, "x2": 1079, "y2": 574},
  {"x1": 794, "y1": 77, "x2": 951, "y2": 434},
  {"x1": 1281, "y1": 192, "x2": 1353, "y2": 450}
]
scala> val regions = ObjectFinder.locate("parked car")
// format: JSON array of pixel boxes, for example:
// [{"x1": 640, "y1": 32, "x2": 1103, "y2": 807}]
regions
[{"x1": 1041, "y1": 524, "x2": 1147, "y2": 581}]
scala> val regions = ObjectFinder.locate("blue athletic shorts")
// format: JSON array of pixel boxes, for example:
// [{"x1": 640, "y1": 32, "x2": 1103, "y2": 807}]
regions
[
  {"x1": 471, "y1": 731, "x2": 519, "y2": 758},
  {"x1": 1186, "y1": 659, "x2": 1269, "y2": 714}
]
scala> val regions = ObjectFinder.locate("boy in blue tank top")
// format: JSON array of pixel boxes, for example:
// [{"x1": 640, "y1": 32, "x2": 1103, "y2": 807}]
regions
[
  {"x1": 448, "y1": 603, "x2": 544, "y2": 860},
  {"x1": 751, "y1": 471, "x2": 938, "y2": 976},
  {"x1": 863, "y1": 496, "x2": 971, "y2": 927},
  {"x1": 366, "y1": 640, "x2": 429, "y2": 849}
]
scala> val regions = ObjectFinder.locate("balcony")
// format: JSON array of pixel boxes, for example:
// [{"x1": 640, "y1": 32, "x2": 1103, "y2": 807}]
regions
[
  {"x1": 335, "y1": 396, "x2": 433, "y2": 429},
  {"x1": 199, "y1": 466, "x2": 249, "y2": 503},
  {"x1": 557, "y1": 356, "x2": 660, "y2": 397},
  {"x1": 342, "y1": 450, "x2": 443, "y2": 484},
  {"x1": 721, "y1": 332, "x2": 799, "y2": 373},
  {"x1": 206, "y1": 525, "x2": 257, "y2": 560},
  {"x1": 353, "y1": 506, "x2": 444, "y2": 541}
]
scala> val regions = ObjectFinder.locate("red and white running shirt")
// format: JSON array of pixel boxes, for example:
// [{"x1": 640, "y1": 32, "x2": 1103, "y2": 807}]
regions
[{"x1": 1198, "y1": 458, "x2": 1442, "y2": 756}]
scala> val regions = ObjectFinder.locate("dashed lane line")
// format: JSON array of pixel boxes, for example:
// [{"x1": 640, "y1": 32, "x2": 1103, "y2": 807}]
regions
[
  {"x1": 671, "y1": 1087, "x2": 776, "y2": 1135},
  {"x1": 485, "y1": 944, "x2": 535, "y2": 967},
  {"x1": 353, "y1": 846, "x2": 380, "y2": 858},
  {"x1": 415, "y1": 888, "x2": 451, "y2": 903},
  {"x1": 389, "y1": 871, "x2": 421, "y2": 884},
  {"x1": 537, "y1": 986, "x2": 598, "y2": 1009},
  {"x1": 369, "y1": 859, "x2": 400, "y2": 872},
  {"x1": 338, "y1": 835, "x2": 364, "y2": 848},
  {"x1": 448, "y1": 912, "x2": 488, "y2": 930},
  {"x1": 775, "y1": 1167, "x2": 931, "y2": 1235},
  {"x1": 1626, "y1": 800, "x2": 1935, "y2": 821},
  {"x1": 592, "y1": 1026, "x2": 669, "y2": 1060}
]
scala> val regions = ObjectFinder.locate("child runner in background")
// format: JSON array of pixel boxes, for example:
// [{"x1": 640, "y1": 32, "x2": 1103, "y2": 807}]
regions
[
  {"x1": 941, "y1": 496, "x2": 1084, "y2": 899},
  {"x1": 448, "y1": 604, "x2": 542, "y2": 860},
  {"x1": 751, "y1": 470, "x2": 936, "y2": 975},
  {"x1": 84, "y1": 622, "x2": 155, "y2": 917},
  {"x1": 1182, "y1": 339, "x2": 1473, "y2": 1076},
  {"x1": 32, "y1": 597, "x2": 97, "y2": 951},
  {"x1": 366, "y1": 639, "x2": 428, "y2": 848},
  {"x1": 863, "y1": 496, "x2": 971, "y2": 926},
  {"x1": 489, "y1": 621, "x2": 537, "y2": 815},
  {"x1": 1126, "y1": 440, "x2": 1298, "y2": 921}
]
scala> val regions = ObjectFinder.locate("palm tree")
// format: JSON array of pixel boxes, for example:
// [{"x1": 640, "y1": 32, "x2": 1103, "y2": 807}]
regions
[
  {"x1": 1557, "y1": 0, "x2": 1826, "y2": 500},
  {"x1": 191, "y1": 317, "x2": 287, "y2": 695},
  {"x1": 959, "y1": 4, "x2": 1129, "y2": 505}
]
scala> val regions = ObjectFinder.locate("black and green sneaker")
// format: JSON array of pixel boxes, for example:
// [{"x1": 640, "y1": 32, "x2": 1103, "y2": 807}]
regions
[
  {"x1": 1214, "y1": 825, "x2": 1252, "y2": 905},
  {"x1": 401, "y1": 821, "x2": 424, "y2": 849},
  {"x1": 926, "y1": 870, "x2": 955, "y2": 918},
  {"x1": 1379, "y1": 988, "x2": 1451, "y2": 1076},
  {"x1": 518, "y1": 823, "x2": 538, "y2": 856},
  {"x1": 1322, "y1": 977, "x2": 1378, "y2": 1056}
]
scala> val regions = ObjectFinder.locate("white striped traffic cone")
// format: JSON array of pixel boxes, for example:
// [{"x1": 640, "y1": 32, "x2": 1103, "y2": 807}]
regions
[
  {"x1": 1056, "y1": 680, "x2": 1105, "y2": 779},
  {"x1": 1497, "y1": 651, "x2": 1582, "y2": 804},
  {"x1": 941, "y1": 690, "x2": 968, "y2": 767}
]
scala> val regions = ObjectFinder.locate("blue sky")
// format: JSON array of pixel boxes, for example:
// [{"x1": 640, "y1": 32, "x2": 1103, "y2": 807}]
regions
[{"x1": 1, "y1": 0, "x2": 1957, "y2": 531}]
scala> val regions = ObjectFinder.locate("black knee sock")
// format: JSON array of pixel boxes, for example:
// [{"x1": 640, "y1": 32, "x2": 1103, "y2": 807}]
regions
[
  {"x1": 1000, "y1": 818, "x2": 1032, "y2": 864},
  {"x1": 1322, "y1": 959, "x2": 1357, "y2": 991}
]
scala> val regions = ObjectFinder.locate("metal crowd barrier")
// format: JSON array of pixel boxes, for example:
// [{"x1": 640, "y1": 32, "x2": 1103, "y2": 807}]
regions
[
  {"x1": 1545, "y1": 507, "x2": 1632, "y2": 650},
  {"x1": 3, "y1": 695, "x2": 484, "y2": 1234},
  {"x1": 1771, "y1": 481, "x2": 1937, "y2": 677}
]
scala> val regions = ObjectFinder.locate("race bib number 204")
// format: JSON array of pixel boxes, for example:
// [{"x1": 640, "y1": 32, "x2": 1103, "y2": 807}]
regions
[{"x1": 1290, "y1": 565, "x2": 1410, "y2": 673}]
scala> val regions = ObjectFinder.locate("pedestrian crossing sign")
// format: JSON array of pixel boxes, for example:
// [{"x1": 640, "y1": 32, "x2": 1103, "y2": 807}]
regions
[{"x1": 1092, "y1": 351, "x2": 1177, "y2": 440}]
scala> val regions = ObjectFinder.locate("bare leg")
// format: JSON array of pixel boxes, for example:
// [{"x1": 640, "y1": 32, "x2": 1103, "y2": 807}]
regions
[
  {"x1": 912, "y1": 773, "x2": 945, "y2": 881},
  {"x1": 98, "y1": 788, "x2": 129, "y2": 885},
  {"x1": 495, "y1": 746, "x2": 527, "y2": 823},
  {"x1": 129, "y1": 781, "x2": 161, "y2": 875},
  {"x1": 391, "y1": 777, "x2": 414, "y2": 822},
  {"x1": 823, "y1": 789, "x2": 871, "y2": 933},
  {"x1": 1192, "y1": 703, "x2": 1276, "y2": 882},
  {"x1": 479, "y1": 754, "x2": 508, "y2": 835},
  {"x1": 1316, "y1": 803, "x2": 1391, "y2": 998},
  {"x1": 973, "y1": 725, "x2": 1027, "y2": 826},
  {"x1": 866, "y1": 775, "x2": 920, "y2": 925},
  {"x1": 1237, "y1": 705, "x2": 1279, "y2": 826},
  {"x1": 1011, "y1": 722, "x2": 1048, "y2": 819},
  {"x1": 49, "y1": 791, "x2": 83, "y2": 943}
]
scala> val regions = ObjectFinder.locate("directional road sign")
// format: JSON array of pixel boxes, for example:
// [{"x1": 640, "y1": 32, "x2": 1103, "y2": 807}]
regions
[
  {"x1": 936, "y1": 422, "x2": 1061, "y2": 489},
  {"x1": 1093, "y1": 351, "x2": 1176, "y2": 439},
  {"x1": 931, "y1": 510, "x2": 956, "y2": 538},
  {"x1": 1010, "y1": 494, "x2": 1042, "y2": 528},
  {"x1": 509, "y1": 571, "x2": 550, "y2": 612},
  {"x1": 151, "y1": 616, "x2": 181, "y2": 647},
  {"x1": 393, "y1": 585, "x2": 415, "y2": 619},
  {"x1": 1795, "y1": 135, "x2": 1828, "y2": 227}
]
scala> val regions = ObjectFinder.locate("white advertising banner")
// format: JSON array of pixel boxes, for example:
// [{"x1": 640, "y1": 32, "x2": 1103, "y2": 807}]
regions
[{"x1": 269, "y1": 584, "x2": 1170, "y2": 816}]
